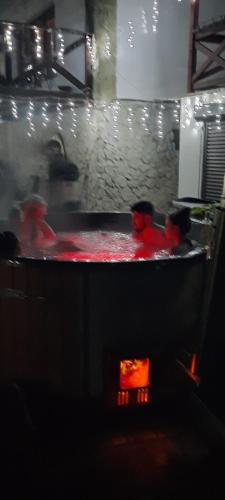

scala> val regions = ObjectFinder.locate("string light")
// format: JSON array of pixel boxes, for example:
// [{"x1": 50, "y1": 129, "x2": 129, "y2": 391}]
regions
[
  {"x1": 56, "y1": 102, "x2": 63, "y2": 131},
  {"x1": 181, "y1": 91, "x2": 225, "y2": 130},
  {"x1": 69, "y1": 101, "x2": 77, "y2": 138},
  {"x1": 104, "y1": 33, "x2": 111, "y2": 59},
  {"x1": 127, "y1": 106, "x2": 134, "y2": 132},
  {"x1": 57, "y1": 30, "x2": 65, "y2": 65},
  {"x1": 34, "y1": 27, "x2": 43, "y2": 60},
  {"x1": 26, "y1": 100, "x2": 35, "y2": 137},
  {"x1": 141, "y1": 9, "x2": 148, "y2": 35},
  {"x1": 102, "y1": 101, "x2": 108, "y2": 114},
  {"x1": 41, "y1": 102, "x2": 49, "y2": 128},
  {"x1": 141, "y1": 106, "x2": 150, "y2": 133},
  {"x1": 173, "y1": 100, "x2": 180, "y2": 124},
  {"x1": 86, "y1": 35, "x2": 97, "y2": 70},
  {"x1": 216, "y1": 114, "x2": 222, "y2": 131},
  {"x1": 152, "y1": 0, "x2": 159, "y2": 33},
  {"x1": 112, "y1": 101, "x2": 120, "y2": 139},
  {"x1": 86, "y1": 100, "x2": 93, "y2": 125},
  {"x1": 157, "y1": 105, "x2": 164, "y2": 138},
  {"x1": 11, "y1": 99, "x2": 18, "y2": 120},
  {"x1": 128, "y1": 21, "x2": 135, "y2": 48},
  {"x1": 5, "y1": 23, "x2": 14, "y2": 52}
]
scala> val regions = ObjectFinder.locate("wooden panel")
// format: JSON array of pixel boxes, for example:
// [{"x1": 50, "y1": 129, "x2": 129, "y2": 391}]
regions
[
  {"x1": 0, "y1": 262, "x2": 15, "y2": 380},
  {"x1": 44, "y1": 266, "x2": 64, "y2": 391},
  {"x1": 0, "y1": 260, "x2": 85, "y2": 397},
  {"x1": 61, "y1": 268, "x2": 84, "y2": 397}
]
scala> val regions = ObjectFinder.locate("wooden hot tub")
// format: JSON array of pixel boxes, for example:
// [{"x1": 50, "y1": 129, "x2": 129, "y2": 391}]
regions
[{"x1": 0, "y1": 212, "x2": 207, "y2": 404}]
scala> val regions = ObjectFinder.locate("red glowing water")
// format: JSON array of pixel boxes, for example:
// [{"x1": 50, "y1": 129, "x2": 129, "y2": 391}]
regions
[{"x1": 21, "y1": 230, "x2": 171, "y2": 262}]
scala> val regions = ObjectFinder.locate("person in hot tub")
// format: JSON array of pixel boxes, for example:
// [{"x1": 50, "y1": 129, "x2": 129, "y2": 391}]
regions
[
  {"x1": 19, "y1": 194, "x2": 56, "y2": 249},
  {"x1": 131, "y1": 201, "x2": 166, "y2": 250},
  {"x1": 165, "y1": 207, "x2": 193, "y2": 256},
  {"x1": 0, "y1": 231, "x2": 20, "y2": 259}
]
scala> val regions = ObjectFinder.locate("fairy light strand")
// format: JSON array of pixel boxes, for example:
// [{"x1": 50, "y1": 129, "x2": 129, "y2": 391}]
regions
[
  {"x1": 27, "y1": 100, "x2": 35, "y2": 137},
  {"x1": 112, "y1": 101, "x2": 120, "y2": 139},
  {"x1": 56, "y1": 102, "x2": 63, "y2": 131},
  {"x1": 152, "y1": 0, "x2": 159, "y2": 33},
  {"x1": 5, "y1": 23, "x2": 14, "y2": 52},
  {"x1": 69, "y1": 101, "x2": 77, "y2": 138},
  {"x1": 57, "y1": 30, "x2": 65, "y2": 65},
  {"x1": 41, "y1": 102, "x2": 49, "y2": 128},
  {"x1": 34, "y1": 27, "x2": 43, "y2": 60},
  {"x1": 141, "y1": 106, "x2": 150, "y2": 133},
  {"x1": 141, "y1": 9, "x2": 148, "y2": 35},
  {"x1": 86, "y1": 100, "x2": 94, "y2": 128},
  {"x1": 216, "y1": 114, "x2": 222, "y2": 131},
  {"x1": 127, "y1": 106, "x2": 134, "y2": 132},
  {"x1": 128, "y1": 21, "x2": 135, "y2": 48},
  {"x1": 173, "y1": 100, "x2": 180, "y2": 124},
  {"x1": 157, "y1": 106, "x2": 164, "y2": 138},
  {"x1": 11, "y1": 99, "x2": 18, "y2": 120},
  {"x1": 86, "y1": 35, "x2": 97, "y2": 70},
  {"x1": 104, "y1": 33, "x2": 111, "y2": 59},
  {"x1": 180, "y1": 91, "x2": 225, "y2": 129}
]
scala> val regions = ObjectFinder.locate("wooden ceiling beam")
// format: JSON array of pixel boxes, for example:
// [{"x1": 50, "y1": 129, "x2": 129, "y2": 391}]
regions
[
  {"x1": 197, "y1": 17, "x2": 225, "y2": 35},
  {"x1": 195, "y1": 33, "x2": 225, "y2": 44},
  {"x1": 52, "y1": 61, "x2": 87, "y2": 93},
  {"x1": 193, "y1": 38, "x2": 225, "y2": 83},
  {"x1": 194, "y1": 75, "x2": 225, "y2": 90},
  {"x1": 187, "y1": 0, "x2": 200, "y2": 92}
]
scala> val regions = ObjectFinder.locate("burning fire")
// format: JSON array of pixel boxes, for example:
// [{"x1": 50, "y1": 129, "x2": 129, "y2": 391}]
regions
[{"x1": 120, "y1": 358, "x2": 150, "y2": 390}]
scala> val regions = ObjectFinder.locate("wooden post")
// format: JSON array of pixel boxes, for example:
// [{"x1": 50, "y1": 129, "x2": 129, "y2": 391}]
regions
[
  {"x1": 187, "y1": 0, "x2": 200, "y2": 93},
  {"x1": 45, "y1": 29, "x2": 54, "y2": 82},
  {"x1": 85, "y1": 0, "x2": 94, "y2": 99},
  {"x1": 5, "y1": 53, "x2": 12, "y2": 83},
  {"x1": 17, "y1": 26, "x2": 26, "y2": 87}
]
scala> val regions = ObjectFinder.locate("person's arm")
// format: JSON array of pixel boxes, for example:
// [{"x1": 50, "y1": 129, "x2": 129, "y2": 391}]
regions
[
  {"x1": 172, "y1": 239, "x2": 193, "y2": 256},
  {"x1": 41, "y1": 221, "x2": 56, "y2": 241}
]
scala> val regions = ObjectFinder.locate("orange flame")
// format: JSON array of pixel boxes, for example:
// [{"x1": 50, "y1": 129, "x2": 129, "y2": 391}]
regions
[{"x1": 120, "y1": 358, "x2": 150, "y2": 390}]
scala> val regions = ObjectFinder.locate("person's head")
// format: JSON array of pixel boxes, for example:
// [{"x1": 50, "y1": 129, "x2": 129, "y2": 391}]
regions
[
  {"x1": 22, "y1": 194, "x2": 47, "y2": 221},
  {"x1": 0, "y1": 231, "x2": 20, "y2": 259},
  {"x1": 131, "y1": 201, "x2": 154, "y2": 232},
  {"x1": 166, "y1": 207, "x2": 191, "y2": 240}
]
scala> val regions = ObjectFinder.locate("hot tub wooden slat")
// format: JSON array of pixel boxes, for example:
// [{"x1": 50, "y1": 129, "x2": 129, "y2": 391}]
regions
[{"x1": 61, "y1": 270, "x2": 84, "y2": 397}]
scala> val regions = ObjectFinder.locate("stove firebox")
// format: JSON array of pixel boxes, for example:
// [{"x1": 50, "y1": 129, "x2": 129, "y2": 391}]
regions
[{"x1": 118, "y1": 358, "x2": 150, "y2": 406}]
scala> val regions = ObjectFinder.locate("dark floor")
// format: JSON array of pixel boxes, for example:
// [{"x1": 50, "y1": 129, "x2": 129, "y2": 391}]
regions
[{"x1": 0, "y1": 388, "x2": 225, "y2": 500}]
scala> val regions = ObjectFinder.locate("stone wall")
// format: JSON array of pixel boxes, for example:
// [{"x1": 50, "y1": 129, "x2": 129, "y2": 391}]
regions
[
  {"x1": 0, "y1": 98, "x2": 179, "y2": 220},
  {"x1": 85, "y1": 102, "x2": 179, "y2": 212}
]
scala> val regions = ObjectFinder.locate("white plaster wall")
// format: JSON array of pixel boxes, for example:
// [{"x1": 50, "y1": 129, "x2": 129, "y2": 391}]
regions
[
  {"x1": 55, "y1": 0, "x2": 86, "y2": 87},
  {"x1": 178, "y1": 103, "x2": 204, "y2": 198}
]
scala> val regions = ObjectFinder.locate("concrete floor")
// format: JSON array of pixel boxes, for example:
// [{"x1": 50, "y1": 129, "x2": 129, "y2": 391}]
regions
[{"x1": 0, "y1": 389, "x2": 225, "y2": 500}]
